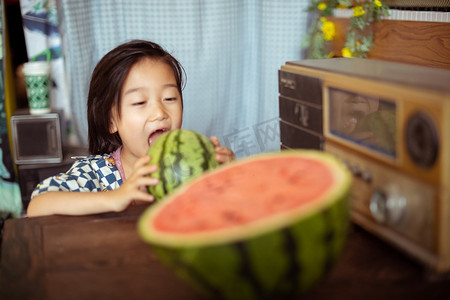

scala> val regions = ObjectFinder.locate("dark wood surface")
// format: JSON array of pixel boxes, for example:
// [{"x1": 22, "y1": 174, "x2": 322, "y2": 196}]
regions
[{"x1": 1, "y1": 204, "x2": 449, "y2": 300}]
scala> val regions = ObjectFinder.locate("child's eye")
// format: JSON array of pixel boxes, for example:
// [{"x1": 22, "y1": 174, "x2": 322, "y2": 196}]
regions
[
  {"x1": 164, "y1": 97, "x2": 178, "y2": 102},
  {"x1": 132, "y1": 101, "x2": 146, "y2": 106}
]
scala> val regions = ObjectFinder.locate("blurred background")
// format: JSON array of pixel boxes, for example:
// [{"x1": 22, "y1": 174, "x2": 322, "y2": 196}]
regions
[
  {"x1": 2, "y1": 0, "x2": 449, "y2": 217},
  {"x1": 11, "y1": 0, "x2": 311, "y2": 157}
]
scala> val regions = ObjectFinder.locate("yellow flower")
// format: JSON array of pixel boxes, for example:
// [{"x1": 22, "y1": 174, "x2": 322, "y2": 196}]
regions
[
  {"x1": 321, "y1": 20, "x2": 336, "y2": 41},
  {"x1": 318, "y1": 3, "x2": 327, "y2": 11},
  {"x1": 352, "y1": 6, "x2": 365, "y2": 17},
  {"x1": 374, "y1": 0, "x2": 382, "y2": 8},
  {"x1": 342, "y1": 47, "x2": 353, "y2": 57}
]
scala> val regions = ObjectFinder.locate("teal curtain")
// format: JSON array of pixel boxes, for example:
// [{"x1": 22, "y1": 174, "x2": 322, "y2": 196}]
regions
[{"x1": 57, "y1": 0, "x2": 310, "y2": 158}]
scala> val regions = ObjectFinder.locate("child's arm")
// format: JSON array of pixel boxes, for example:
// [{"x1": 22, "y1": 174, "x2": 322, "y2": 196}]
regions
[
  {"x1": 210, "y1": 136, "x2": 236, "y2": 163},
  {"x1": 27, "y1": 156, "x2": 158, "y2": 217}
]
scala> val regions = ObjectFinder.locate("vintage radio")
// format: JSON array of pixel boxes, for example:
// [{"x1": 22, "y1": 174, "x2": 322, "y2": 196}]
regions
[{"x1": 279, "y1": 58, "x2": 450, "y2": 273}]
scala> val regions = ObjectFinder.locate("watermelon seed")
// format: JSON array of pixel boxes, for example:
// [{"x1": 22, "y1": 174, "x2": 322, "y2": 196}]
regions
[{"x1": 222, "y1": 211, "x2": 244, "y2": 223}]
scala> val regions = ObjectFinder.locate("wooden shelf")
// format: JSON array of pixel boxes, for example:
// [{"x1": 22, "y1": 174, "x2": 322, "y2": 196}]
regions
[{"x1": 330, "y1": 18, "x2": 450, "y2": 70}]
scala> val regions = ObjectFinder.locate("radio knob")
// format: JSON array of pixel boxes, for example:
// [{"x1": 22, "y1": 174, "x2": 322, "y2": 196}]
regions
[
  {"x1": 361, "y1": 170, "x2": 372, "y2": 183},
  {"x1": 351, "y1": 164, "x2": 361, "y2": 177},
  {"x1": 370, "y1": 189, "x2": 388, "y2": 223},
  {"x1": 370, "y1": 187, "x2": 406, "y2": 225}
]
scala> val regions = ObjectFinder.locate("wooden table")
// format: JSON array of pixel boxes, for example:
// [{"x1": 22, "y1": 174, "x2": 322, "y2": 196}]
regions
[{"x1": 1, "y1": 204, "x2": 449, "y2": 300}]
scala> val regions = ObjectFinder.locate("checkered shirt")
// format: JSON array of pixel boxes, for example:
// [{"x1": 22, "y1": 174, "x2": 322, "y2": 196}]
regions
[{"x1": 31, "y1": 154, "x2": 123, "y2": 199}]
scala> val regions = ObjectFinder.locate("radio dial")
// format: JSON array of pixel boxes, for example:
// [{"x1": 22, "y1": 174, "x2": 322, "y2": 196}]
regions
[
  {"x1": 370, "y1": 186, "x2": 406, "y2": 225},
  {"x1": 405, "y1": 112, "x2": 439, "y2": 169}
]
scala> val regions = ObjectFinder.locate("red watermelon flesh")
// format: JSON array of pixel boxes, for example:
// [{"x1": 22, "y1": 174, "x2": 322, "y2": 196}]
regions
[{"x1": 153, "y1": 156, "x2": 334, "y2": 234}]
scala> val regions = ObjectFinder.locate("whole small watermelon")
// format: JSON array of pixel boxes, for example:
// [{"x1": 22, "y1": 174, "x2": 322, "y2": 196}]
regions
[
  {"x1": 138, "y1": 150, "x2": 352, "y2": 300},
  {"x1": 147, "y1": 129, "x2": 219, "y2": 201}
]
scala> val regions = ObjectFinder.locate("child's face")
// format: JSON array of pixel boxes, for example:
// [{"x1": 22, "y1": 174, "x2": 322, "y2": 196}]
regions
[{"x1": 110, "y1": 58, "x2": 183, "y2": 162}]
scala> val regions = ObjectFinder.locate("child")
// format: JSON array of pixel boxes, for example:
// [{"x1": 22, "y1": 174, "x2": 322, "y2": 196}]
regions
[{"x1": 27, "y1": 40, "x2": 235, "y2": 217}]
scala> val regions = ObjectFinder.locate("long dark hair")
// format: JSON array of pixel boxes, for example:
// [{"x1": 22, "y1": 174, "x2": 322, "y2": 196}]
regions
[{"x1": 87, "y1": 40, "x2": 186, "y2": 154}]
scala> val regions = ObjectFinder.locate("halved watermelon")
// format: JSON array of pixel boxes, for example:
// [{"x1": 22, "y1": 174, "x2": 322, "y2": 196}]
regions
[{"x1": 138, "y1": 150, "x2": 352, "y2": 300}]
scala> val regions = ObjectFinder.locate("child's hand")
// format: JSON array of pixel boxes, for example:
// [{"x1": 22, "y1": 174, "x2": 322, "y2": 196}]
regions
[
  {"x1": 210, "y1": 136, "x2": 235, "y2": 164},
  {"x1": 109, "y1": 155, "x2": 158, "y2": 211}
]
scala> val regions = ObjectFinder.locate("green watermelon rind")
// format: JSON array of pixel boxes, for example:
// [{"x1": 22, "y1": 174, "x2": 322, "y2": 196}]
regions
[
  {"x1": 139, "y1": 150, "x2": 351, "y2": 248},
  {"x1": 150, "y1": 191, "x2": 349, "y2": 299},
  {"x1": 138, "y1": 150, "x2": 352, "y2": 300},
  {"x1": 147, "y1": 129, "x2": 219, "y2": 201}
]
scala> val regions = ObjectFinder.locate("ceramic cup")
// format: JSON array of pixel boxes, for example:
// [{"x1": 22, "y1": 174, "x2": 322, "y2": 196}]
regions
[{"x1": 23, "y1": 61, "x2": 51, "y2": 114}]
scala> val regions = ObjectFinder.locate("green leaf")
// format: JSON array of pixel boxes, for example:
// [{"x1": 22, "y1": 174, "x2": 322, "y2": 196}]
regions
[{"x1": 338, "y1": 0, "x2": 352, "y2": 7}]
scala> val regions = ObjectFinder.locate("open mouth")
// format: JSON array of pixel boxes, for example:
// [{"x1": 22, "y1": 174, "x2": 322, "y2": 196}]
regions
[{"x1": 148, "y1": 128, "x2": 168, "y2": 146}]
